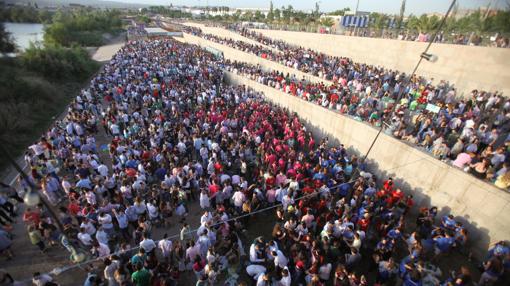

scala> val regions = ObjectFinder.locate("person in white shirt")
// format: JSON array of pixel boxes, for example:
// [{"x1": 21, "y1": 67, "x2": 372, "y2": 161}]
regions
[
  {"x1": 98, "y1": 212, "x2": 114, "y2": 236},
  {"x1": 95, "y1": 227, "x2": 109, "y2": 245},
  {"x1": 32, "y1": 272, "x2": 53, "y2": 286},
  {"x1": 93, "y1": 241, "x2": 110, "y2": 257},
  {"x1": 199, "y1": 189, "x2": 210, "y2": 209},
  {"x1": 255, "y1": 273, "x2": 270, "y2": 286},
  {"x1": 272, "y1": 250, "x2": 288, "y2": 268},
  {"x1": 139, "y1": 232, "x2": 156, "y2": 253},
  {"x1": 158, "y1": 233, "x2": 173, "y2": 260},
  {"x1": 113, "y1": 208, "x2": 129, "y2": 240},
  {"x1": 278, "y1": 267, "x2": 291, "y2": 286},
  {"x1": 186, "y1": 241, "x2": 200, "y2": 262},
  {"x1": 146, "y1": 201, "x2": 159, "y2": 222},
  {"x1": 80, "y1": 219, "x2": 96, "y2": 235},
  {"x1": 232, "y1": 190, "x2": 246, "y2": 209},
  {"x1": 246, "y1": 264, "x2": 266, "y2": 279},
  {"x1": 249, "y1": 243, "x2": 265, "y2": 264},
  {"x1": 110, "y1": 123, "x2": 120, "y2": 136},
  {"x1": 103, "y1": 257, "x2": 119, "y2": 286},
  {"x1": 61, "y1": 176, "x2": 72, "y2": 194},
  {"x1": 318, "y1": 262, "x2": 332, "y2": 281},
  {"x1": 200, "y1": 211, "x2": 212, "y2": 226},
  {"x1": 198, "y1": 231, "x2": 211, "y2": 257},
  {"x1": 78, "y1": 228, "x2": 93, "y2": 247}
]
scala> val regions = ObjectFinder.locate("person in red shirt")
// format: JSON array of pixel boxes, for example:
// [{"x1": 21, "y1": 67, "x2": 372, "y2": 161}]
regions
[
  {"x1": 23, "y1": 208, "x2": 41, "y2": 226},
  {"x1": 358, "y1": 214, "x2": 370, "y2": 232},
  {"x1": 390, "y1": 189, "x2": 405, "y2": 205},
  {"x1": 383, "y1": 178, "x2": 394, "y2": 192},
  {"x1": 67, "y1": 199, "x2": 81, "y2": 218}
]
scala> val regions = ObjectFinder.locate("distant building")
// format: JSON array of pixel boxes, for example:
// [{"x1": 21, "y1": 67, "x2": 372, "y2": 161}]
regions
[
  {"x1": 240, "y1": 22, "x2": 269, "y2": 29},
  {"x1": 144, "y1": 27, "x2": 183, "y2": 37}
]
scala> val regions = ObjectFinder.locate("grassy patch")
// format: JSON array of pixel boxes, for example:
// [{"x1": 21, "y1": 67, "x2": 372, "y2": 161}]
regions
[{"x1": 0, "y1": 57, "x2": 100, "y2": 172}]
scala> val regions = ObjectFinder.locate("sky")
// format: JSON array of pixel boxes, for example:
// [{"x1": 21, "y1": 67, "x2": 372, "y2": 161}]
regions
[{"x1": 109, "y1": 0, "x2": 508, "y2": 15}]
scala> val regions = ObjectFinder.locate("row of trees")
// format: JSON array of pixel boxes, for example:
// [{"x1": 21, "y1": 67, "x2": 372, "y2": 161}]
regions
[
  {"x1": 201, "y1": 1, "x2": 509, "y2": 35},
  {"x1": 369, "y1": 10, "x2": 510, "y2": 34},
  {"x1": 141, "y1": 6, "x2": 192, "y2": 18},
  {"x1": 44, "y1": 9, "x2": 122, "y2": 46},
  {"x1": 0, "y1": 5, "x2": 53, "y2": 23}
]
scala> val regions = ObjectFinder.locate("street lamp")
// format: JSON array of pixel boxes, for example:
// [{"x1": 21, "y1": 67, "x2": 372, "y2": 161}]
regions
[
  {"x1": 24, "y1": 189, "x2": 41, "y2": 207},
  {"x1": 420, "y1": 52, "x2": 438, "y2": 63}
]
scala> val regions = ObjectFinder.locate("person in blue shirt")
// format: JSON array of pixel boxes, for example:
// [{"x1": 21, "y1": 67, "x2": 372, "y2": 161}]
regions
[
  {"x1": 388, "y1": 228, "x2": 403, "y2": 241},
  {"x1": 131, "y1": 248, "x2": 146, "y2": 266},
  {"x1": 337, "y1": 182, "x2": 351, "y2": 197},
  {"x1": 487, "y1": 241, "x2": 509, "y2": 260},
  {"x1": 403, "y1": 269, "x2": 422, "y2": 286},
  {"x1": 312, "y1": 171, "x2": 325, "y2": 182},
  {"x1": 441, "y1": 215, "x2": 457, "y2": 231},
  {"x1": 433, "y1": 232, "x2": 455, "y2": 256}
]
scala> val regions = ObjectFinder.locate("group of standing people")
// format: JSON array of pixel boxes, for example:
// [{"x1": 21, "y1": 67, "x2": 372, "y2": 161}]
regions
[
  {"x1": 184, "y1": 26, "x2": 510, "y2": 190},
  {"x1": 0, "y1": 26, "x2": 507, "y2": 286}
]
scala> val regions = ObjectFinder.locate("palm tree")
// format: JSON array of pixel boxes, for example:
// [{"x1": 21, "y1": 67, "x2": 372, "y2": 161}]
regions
[
  {"x1": 320, "y1": 17, "x2": 335, "y2": 28},
  {"x1": 406, "y1": 14, "x2": 440, "y2": 33}
]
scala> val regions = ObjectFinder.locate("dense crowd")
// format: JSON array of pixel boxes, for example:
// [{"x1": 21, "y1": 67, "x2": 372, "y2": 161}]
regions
[
  {"x1": 0, "y1": 35, "x2": 508, "y2": 286},
  {"x1": 184, "y1": 26, "x2": 510, "y2": 189}
]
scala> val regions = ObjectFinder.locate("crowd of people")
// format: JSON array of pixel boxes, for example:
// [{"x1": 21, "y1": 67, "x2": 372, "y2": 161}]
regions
[
  {"x1": 0, "y1": 32, "x2": 507, "y2": 286},
  {"x1": 183, "y1": 26, "x2": 510, "y2": 189}
]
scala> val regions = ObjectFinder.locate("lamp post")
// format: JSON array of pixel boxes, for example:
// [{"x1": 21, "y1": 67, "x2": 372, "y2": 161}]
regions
[{"x1": 0, "y1": 142, "x2": 86, "y2": 263}]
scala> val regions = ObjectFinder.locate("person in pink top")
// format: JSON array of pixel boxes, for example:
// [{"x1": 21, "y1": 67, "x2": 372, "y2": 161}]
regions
[{"x1": 452, "y1": 152, "x2": 475, "y2": 169}]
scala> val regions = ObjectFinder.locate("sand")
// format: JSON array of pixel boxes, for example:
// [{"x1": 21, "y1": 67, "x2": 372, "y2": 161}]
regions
[{"x1": 92, "y1": 41, "x2": 125, "y2": 62}]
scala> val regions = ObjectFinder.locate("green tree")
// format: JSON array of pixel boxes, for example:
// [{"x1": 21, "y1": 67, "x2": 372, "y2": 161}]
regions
[
  {"x1": 254, "y1": 10, "x2": 264, "y2": 21},
  {"x1": 406, "y1": 14, "x2": 440, "y2": 33},
  {"x1": 328, "y1": 8, "x2": 350, "y2": 16},
  {"x1": 370, "y1": 13, "x2": 390, "y2": 29},
  {"x1": 314, "y1": 2, "x2": 320, "y2": 18},
  {"x1": 44, "y1": 9, "x2": 122, "y2": 47},
  {"x1": 281, "y1": 5, "x2": 293, "y2": 23},
  {"x1": 320, "y1": 17, "x2": 335, "y2": 27},
  {"x1": 267, "y1": 0, "x2": 274, "y2": 22},
  {"x1": 233, "y1": 9, "x2": 242, "y2": 21},
  {"x1": 242, "y1": 11, "x2": 254, "y2": 21},
  {"x1": 0, "y1": 23, "x2": 15, "y2": 55},
  {"x1": 273, "y1": 8, "x2": 281, "y2": 21}
]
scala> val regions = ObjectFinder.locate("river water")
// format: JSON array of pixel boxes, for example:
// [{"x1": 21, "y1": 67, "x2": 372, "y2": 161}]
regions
[{"x1": 4, "y1": 22, "x2": 45, "y2": 51}]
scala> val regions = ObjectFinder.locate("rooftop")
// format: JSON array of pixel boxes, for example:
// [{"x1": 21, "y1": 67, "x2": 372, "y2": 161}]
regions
[{"x1": 144, "y1": 27, "x2": 169, "y2": 34}]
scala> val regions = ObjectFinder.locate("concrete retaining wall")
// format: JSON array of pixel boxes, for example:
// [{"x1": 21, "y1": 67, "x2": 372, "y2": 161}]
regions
[
  {"x1": 224, "y1": 70, "x2": 510, "y2": 258},
  {"x1": 250, "y1": 29, "x2": 510, "y2": 96}
]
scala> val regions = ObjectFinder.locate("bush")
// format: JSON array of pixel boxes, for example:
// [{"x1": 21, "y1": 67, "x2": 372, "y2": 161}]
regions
[
  {"x1": 0, "y1": 56, "x2": 98, "y2": 171},
  {"x1": 21, "y1": 44, "x2": 100, "y2": 81},
  {"x1": 44, "y1": 9, "x2": 122, "y2": 47}
]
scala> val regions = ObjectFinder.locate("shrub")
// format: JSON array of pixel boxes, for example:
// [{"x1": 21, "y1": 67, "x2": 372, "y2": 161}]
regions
[{"x1": 21, "y1": 44, "x2": 100, "y2": 81}]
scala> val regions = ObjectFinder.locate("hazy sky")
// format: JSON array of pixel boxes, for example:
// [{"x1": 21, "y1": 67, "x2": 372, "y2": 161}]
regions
[{"x1": 109, "y1": 0, "x2": 507, "y2": 15}]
